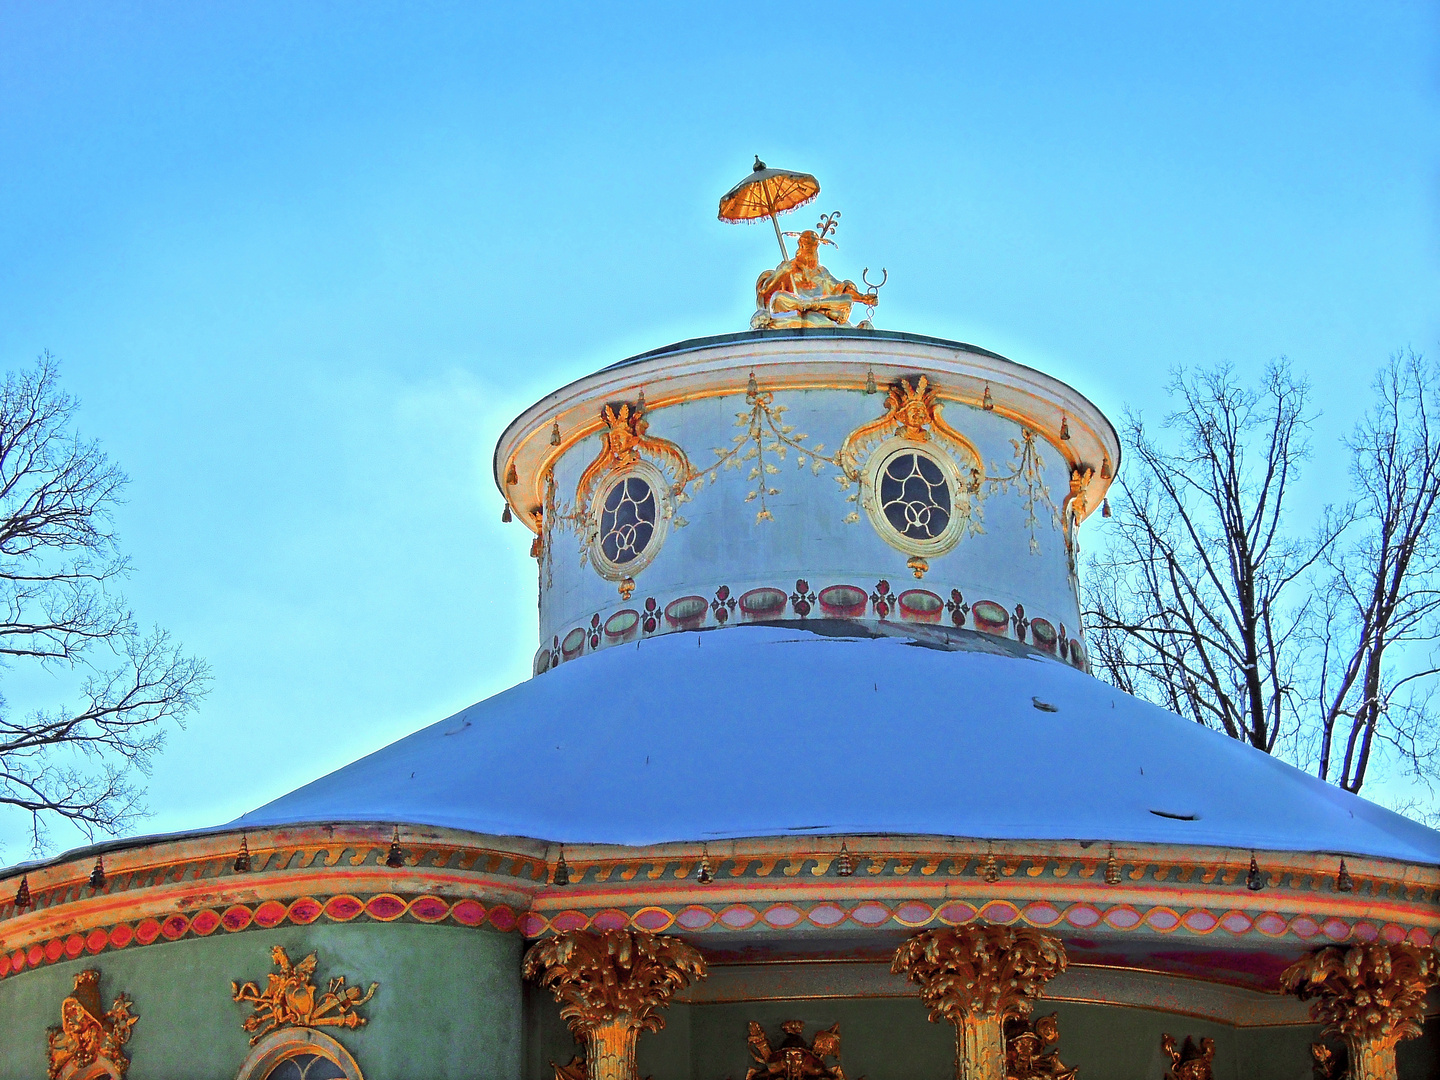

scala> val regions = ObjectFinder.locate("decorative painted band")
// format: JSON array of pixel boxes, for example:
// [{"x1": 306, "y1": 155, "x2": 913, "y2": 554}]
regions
[
  {"x1": 3, "y1": 893, "x2": 1431, "y2": 983},
  {"x1": 537, "y1": 580, "x2": 1088, "y2": 676}
]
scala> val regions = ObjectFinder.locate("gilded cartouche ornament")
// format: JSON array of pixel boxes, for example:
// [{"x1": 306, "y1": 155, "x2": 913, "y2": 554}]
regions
[
  {"x1": 232, "y1": 946, "x2": 377, "y2": 1045},
  {"x1": 743, "y1": 1020, "x2": 855, "y2": 1080},
  {"x1": 47, "y1": 970, "x2": 137, "y2": 1080}
]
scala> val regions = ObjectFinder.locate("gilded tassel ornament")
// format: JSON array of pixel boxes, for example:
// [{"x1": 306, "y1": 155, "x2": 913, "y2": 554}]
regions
[
  {"x1": 234, "y1": 835, "x2": 251, "y2": 873},
  {"x1": 980, "y1": 849, "x2": 999, "y2": 884},
  {"x1": 1246, "y1": 853, "x2": 1265, "y2": 892},
  {"x1": 550, "y1": 420, "x2": 562, "y2": 446},
  {"x1": 89, "y1": 856, "x2": 106, "y2": 891},
  {"x1": 696, "y1": 847, "x2": 713, "y2": 885},
  {"x1": 14, "y1": 873, "x2": 31, "y2": 910},
  {"x1": 982, "y1": 384, "x2": 994, "y2": 411},
  {"x1": 835, "y1": 842, "x2": 854, "y2": 877},
  {"x1": 1336, "y1": 859, "x2": 1354, "y2": 893},
  {"x1": 1101, "y1": 498, "x2": 1111, "y2": 518},
  {"x1": 553, "y1": 848, "x2": 570, "y2": 887},
  {"x1": 1059, "y1": 416, "x2": 1070, "y2": 440},
  {"x1": 505, "y1": 463, "x2": 518, "y2": 486},
  {"x1": 501, "y1": 503, "x2": 512, "y2": 523},
  {"x1": 636, "y1": 388, "x2": 646, "y2": 413},
  {"x1": 865, "y1": 369, "x2": 877, "y2": 395},
  {"x1": 747, "y1": 371, "x2": 758, "y2": 396},
  {"x1": 1104, "y1": 846, "x2": 1121, "y2": 886},
  {"x1": 385, "y1": 828, "x2": 405, "y2": 869}
]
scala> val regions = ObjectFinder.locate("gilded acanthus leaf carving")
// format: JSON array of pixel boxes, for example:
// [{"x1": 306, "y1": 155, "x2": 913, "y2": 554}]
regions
[
  {"x1": 1281, "y1": 943, "x2": 1439, "y2": 1080},
  {"x1": 47, "y1": 970, "x2": 138, "y2": 1080},
  {"x1": 523, "y1": 929, "x2": 707, "y2": 1080},
  {"x1": 231, "y1": 946, "x2": 378, "y2": 1045}
]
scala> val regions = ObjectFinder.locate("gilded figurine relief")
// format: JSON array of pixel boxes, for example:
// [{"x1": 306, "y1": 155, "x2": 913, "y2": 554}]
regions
[
  {"x1": 1005, "y1": 1014, "x2": 1076, "y2": 1080},
  {"x1": 46, "y1": 970, "x2": 137, "y2": 1080},
  {"x1": 1162, "y1": 1034, "x2": 1215, "y2": 1080},
  {"x1": 741, "y1": 1020, "x2": 858, "y2": 1080},
  {"x1": 232, "y1": 946, "x2": 378, "y2": 1045}
]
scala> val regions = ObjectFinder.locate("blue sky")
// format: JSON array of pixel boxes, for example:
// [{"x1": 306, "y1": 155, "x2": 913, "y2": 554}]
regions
[{"x1": 0, "y1": 3, "x2": 1436, "y2": 855}]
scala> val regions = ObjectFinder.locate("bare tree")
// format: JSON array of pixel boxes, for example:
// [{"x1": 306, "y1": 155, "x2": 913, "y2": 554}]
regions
[
  {"x1": 0, "y1": 354, "x2": 209, "y2": 853},
  {"x1": 1085, "y1": 354, "x2": 1440, "y2": 801},
  {"x1": 1314, "y1": 352, "x2": 1440, "y2": 793}
]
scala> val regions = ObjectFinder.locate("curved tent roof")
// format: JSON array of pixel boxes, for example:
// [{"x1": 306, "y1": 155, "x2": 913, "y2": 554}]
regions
[{"x1": 233, "y1": 626, "x2": 1440, "y2": 866}]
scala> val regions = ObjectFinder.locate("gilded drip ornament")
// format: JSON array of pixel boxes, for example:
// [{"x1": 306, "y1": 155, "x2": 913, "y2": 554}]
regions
[
  {"x1": 1280, "y1": 943, "x2": 1440, "y2": 1080},
  {"x1": 232, "y1": 946, "x2": 378, "y2": 1046},
  {"x1": 892, "y1": 925, "x2": 1068, "y2": 1080},
  {"x1": 523, "y1": 928, "x2": 707, "y2": 1080},
  {"x1": 46, "y1": 970, "x2": 138, "y2": 1080}
]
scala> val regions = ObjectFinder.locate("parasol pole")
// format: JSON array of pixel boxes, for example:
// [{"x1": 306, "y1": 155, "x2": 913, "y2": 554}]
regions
[{"x1": 762, "y1": 185, "x2": 789, "y2": 261}]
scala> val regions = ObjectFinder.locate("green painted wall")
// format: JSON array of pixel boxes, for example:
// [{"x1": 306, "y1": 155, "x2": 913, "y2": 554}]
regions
[
  {"x1": 526, "y1": 993, "x2": 1440, "y2": 1079},
  {"x1": 0, "y1": 922, "x2": 522, "y2": 1080}
]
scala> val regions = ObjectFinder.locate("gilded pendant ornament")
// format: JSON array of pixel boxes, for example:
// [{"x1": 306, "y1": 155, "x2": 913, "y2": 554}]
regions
[
  {"x1": 743, "y1": 1020, "x2": 858, "y2": 1080},
  {"x1": 1280, "y1": 943, "x2": 1439, "y2": 1080},
  {"x1": 46, "y1": 970, "x2": 138, "y2": 1080},
  {"x1": 892, "y1": 925, "x2": 1068, "y2": 1080},
  {"x1": 1162, "y1": 1034, "x2": 1215, "y2": 1080},
  {"x1": 1004, "y1": 1014, "x2": 1075, "y2": 1080},
  {"x1": 523, "y1": 928, "x2": 707, "y2": 1080},
  {"x1": 232, "y1": 946, "x2": 378, "y2": 1046}
]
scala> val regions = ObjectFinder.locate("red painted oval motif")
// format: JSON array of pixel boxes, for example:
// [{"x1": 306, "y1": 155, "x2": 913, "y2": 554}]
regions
[
  {"x1": 1381, "y1": 923, "x2": 1406, "y2": 944},
  {"x1": 1322, "y1": 918, "x2": 1350, "y2": 940},
  {"x1": 450, "y1": 900, "x2": 486, "y2": 926},
  {"x1": 488, "y1": 905, "x2": 517, "y2": 932},
  {"x1": 222, "y1": 906, "x2": 253, "y2": 932},
  {"x1": 674, "y1": 907, "x2": 715, "y2": 931},
  {"x1": 1022, "y1": 902, "x2": 1063, "y2": 927},
  {"x1": 287, "y1": 898, "x2": 322, "y2": 925},
  {"x1": 1145, "y1": 908, "x2": 1180, "y2": 931},
  {"x1": 85, "y1": 928, "x2": 110, "y2": 953},
  {"x1": 936, "y1": 902, "x2": 977, "y2": 926},
  {"x1": 409, "y1": 896, "x2": 450, "y2": 923},
  {"x1": 1064, "y1": 905, "x2": 1101, "y2": 928},
  {"x1": 590, "y1": 909, "x2": 630, "y2": 932},
  {"x1": 1290, "y1": 916, "x2": 1320, "y2": 938},
  {"x1": 894, "y1": 902, "x2": 935, "y2": 927},
  {"x1": 108, "y1": 923, "x2": 133, "y2": 949},
  {"x1": 632, "y1": 907, "x2": 674, "y2": 932},
  {"x1": 516, "y1": 912, "x2": 547, "y2": 937},
  {"x1": 719, "y1": 905, "x2": 759, "y2": 930},
  {"x1": 44, "y1": 938, "x2": 65, "y2": 962},
  {"x1": 160, "y1": 915, "x2": 190, "y2": 940},
  {"x1": 1409, "y1": 927, "x2": 1432, "y2": 947},
  {"x1": 191, "y1": 910, "x2": 222, "y2": 936},
  {"x1": 1102, "y1": 906, "x2": 1141, "y2": 930},
  {"x1": 550, "y1": 911, "x2": 590, "y2": 933},
  {"x1": 323, "y1": 896, "x2": 366, "y2": 922},
  {"x1": 1255, "y1": 913, "x2": 1289, "y2": 936},
  {"x1": 806, "y1": 904, "x2": 846, "y2": 928},
  {"x1": 363, "y1": 894, "x2": 407, "y2": 921},
  {"x1": 65, "y1": 934, "x2": 86, "y2": 958},
  {"x1": 253, "y1": 901, "x2": 287, "y2": 929},
  {"x1": 978, "y1": 901, "x2": 1021, "y2": 924},
  {"x1": 135, "y1": 918, "x2": 162, "y2": 944},
  {"x1": 1220, "y1": 912, "x2": 1252, "y2": 935},
  {"x1": 29, "y1": 943, "x2": 46, "y2": 966},
  {"x1": 1181, "y1": 910, "x2": 1218, "y2": 933},
  {"x1": 1350, "y1": 921, "x2": 1378, "y2": 942},
  {"x1": 850, "y1": 902, "x2": 891, "y2": 927},
  {"x1": 763, "y1": 905, "x2": 803, "y2": 929},
  {"x1": 10, "y1": 949, "x2": 25, "y2": 973}
]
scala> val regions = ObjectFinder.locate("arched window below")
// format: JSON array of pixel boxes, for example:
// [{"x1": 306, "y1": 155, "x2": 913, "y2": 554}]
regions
[{"x1": 235, "y1": 1029, "x2": 363, "y2": 1080}]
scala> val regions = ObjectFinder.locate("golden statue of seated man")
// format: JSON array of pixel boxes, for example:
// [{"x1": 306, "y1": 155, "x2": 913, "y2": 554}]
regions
[{"x1": 751, "y1": 230, "x2": 878, "y2": 330}]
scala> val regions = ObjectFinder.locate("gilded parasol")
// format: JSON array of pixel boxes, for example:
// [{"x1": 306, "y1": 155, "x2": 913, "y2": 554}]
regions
[{"x1": 718, "y1": 156, "x2": 819, "y2": 261}]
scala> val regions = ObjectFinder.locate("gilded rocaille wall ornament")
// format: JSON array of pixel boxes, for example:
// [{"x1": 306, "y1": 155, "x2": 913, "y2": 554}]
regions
[
  {"x1": 892, "y1": 925, "x2": 1068, "y2": 1080},
  {"x1": 742, "y1": 1020, "x2": 858, "y2": 1080},
  {"x1": 232, "y1": 946, "x2": 378, "y2": 1046},
  {"x1": 46, "y1": 969, "x2": 138, "y2": 1080},
  {"x1": 1162, "y1": 1034, "x2": 1215, "y2": 1080},
  {"x1": 1004, "y1": 1014, "x2": 1075, "y2": 1080},
  {"x1": 523, "y1": 928, "x2": 707, "y2": 1080},
  {"x1": 1280, "y1": 942, "x2": 1439, "y2": 1080}
]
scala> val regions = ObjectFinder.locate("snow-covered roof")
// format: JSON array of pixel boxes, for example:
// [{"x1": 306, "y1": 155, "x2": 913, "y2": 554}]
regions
[{"x1": 233, "y1": 626, "x2": 1440, "y2": 865}]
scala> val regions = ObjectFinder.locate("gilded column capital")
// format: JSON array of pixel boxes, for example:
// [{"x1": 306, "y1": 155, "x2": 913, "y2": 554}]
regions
[
  {"x1": 892, "y1": 925, "x2": 1067, "y2": 1080},
  {"x1": 523, "y1": 928, "x2": 707, "y2": 1080},
  {"x1": 1280, "y1": 942, "x2": 1440, "y2": 1080}
]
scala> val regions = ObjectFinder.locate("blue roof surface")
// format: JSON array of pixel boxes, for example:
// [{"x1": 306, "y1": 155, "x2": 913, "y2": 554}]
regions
[{"x1": 233, "y1": 626, "x2": 1440, "y2": 865}]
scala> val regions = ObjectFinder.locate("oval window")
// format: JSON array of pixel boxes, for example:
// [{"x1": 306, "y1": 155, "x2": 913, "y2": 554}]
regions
[
  {"x1": 863, "y1": 442, "x2": 968, "y2": 557},
  {"x1": 589, "y1": 464, "x2": 670, "y2": 580}
]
